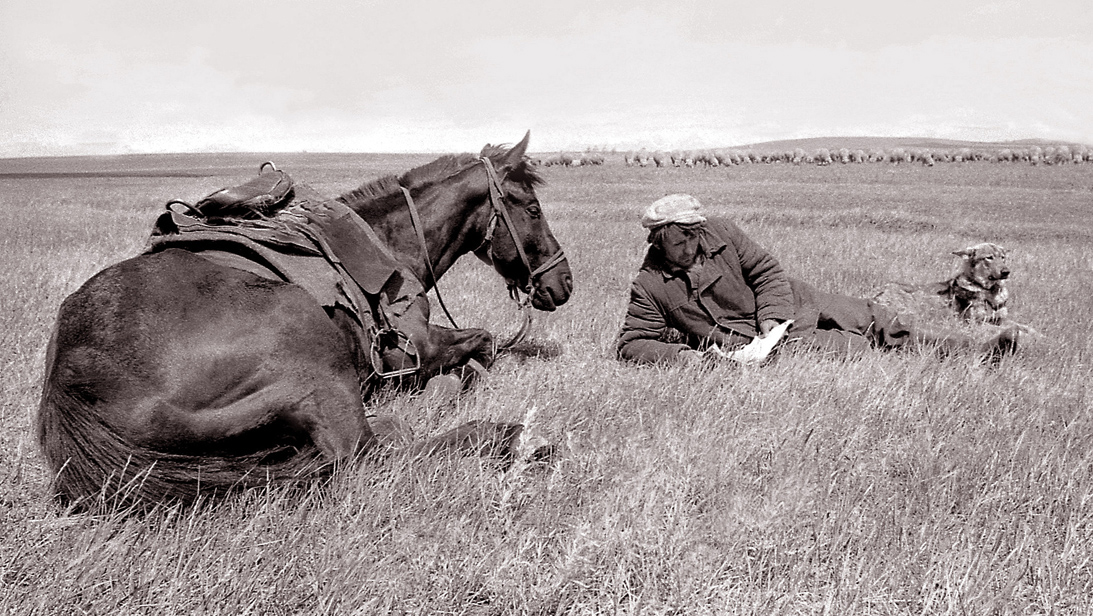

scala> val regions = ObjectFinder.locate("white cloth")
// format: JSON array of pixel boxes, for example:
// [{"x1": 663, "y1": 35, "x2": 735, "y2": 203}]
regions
[{"x1": 707, "y1": 320, "x2": 794, "y2": 366}]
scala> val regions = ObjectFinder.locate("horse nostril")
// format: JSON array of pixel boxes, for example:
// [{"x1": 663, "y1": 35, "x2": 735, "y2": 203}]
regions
[{"x1": 563, "y1": 274, "x2": 573, "y2": 295}]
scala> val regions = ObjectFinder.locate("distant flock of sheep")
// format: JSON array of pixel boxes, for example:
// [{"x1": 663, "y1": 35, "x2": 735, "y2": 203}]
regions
[
  {"x1": 533, "y1": 152, "x2": 606, "y2": 167},
  {"x1": 533, "y1": 144, "x2": 1093, "y2": 168}
]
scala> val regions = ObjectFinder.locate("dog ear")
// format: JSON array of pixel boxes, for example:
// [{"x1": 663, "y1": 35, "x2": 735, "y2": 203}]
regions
[{"x1": 952, "y1": 248, "x2": 974, "y2": 259}]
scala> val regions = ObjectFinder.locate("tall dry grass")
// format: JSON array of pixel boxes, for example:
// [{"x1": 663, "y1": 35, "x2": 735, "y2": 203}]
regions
[{"x1": 2, "y1": 156, "x2": 1092, "y2": 614}]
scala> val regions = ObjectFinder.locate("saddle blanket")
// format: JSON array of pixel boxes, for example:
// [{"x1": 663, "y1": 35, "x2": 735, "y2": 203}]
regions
[{"x1": 146, "y1": 188, "x2": 423, "y2": 330}]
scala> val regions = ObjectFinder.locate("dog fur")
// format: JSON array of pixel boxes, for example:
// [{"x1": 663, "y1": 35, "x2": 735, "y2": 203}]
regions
[
  {"x1": 873, "y1": 242, "x2": 1037, "y2": 335},
  {"x1": 937, "y1": 242, "x2": 1012, "y2": 324}
]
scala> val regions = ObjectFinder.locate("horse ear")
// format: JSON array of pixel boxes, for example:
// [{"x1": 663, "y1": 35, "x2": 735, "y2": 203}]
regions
[{"x1": 503, "y1": 131, "x2": 531, "y2": 164}]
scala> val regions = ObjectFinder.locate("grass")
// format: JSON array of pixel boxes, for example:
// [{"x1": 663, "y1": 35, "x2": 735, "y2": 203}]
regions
[{"x1": 1, "y1": 154, "x2": 1092, "y2": 614}]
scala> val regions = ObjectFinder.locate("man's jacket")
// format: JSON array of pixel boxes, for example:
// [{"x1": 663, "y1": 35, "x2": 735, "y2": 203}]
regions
[{"x1": 617, "y1": 217, "x2": 796, "y2": 363}]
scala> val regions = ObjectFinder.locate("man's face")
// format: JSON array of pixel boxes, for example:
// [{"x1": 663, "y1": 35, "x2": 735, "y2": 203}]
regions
[{"x1": 659, "y1": 223, "x2": 701, "y2": 271}]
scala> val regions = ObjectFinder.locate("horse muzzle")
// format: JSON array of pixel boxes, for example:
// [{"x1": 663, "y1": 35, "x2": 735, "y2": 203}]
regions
[{"x1": 529, "y1": 262, "x2": 573, "y2": 311}]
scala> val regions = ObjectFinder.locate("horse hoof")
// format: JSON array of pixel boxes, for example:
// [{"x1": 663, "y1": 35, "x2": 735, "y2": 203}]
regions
[
  {"x1": 526, "y1": 443, "x2": 557, "y2": 467},
  {"x1": 512, "y1": 433, "x2": 557, "y2": 470},
  {"x1": 421, "y1": 374, "x2": 462, "y2": 407}
]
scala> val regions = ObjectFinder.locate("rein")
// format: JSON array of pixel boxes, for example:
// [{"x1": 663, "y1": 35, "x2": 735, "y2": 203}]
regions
[{"x1": 399, "y1": 185, "x2": 460, "y2": 328}]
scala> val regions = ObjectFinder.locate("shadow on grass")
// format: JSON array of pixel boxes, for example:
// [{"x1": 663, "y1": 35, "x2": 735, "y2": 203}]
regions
[{"x1": 500, "y1": 339, "x2": 564, "y2": 363}]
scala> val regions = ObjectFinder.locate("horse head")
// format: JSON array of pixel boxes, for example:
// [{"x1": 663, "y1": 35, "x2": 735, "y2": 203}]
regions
[
  {"x1": 336, "y1": 132, "x2": 573, "y2": 313},
  {"x1": 473, "y1": 132, "x2": 573, "y2": 311}
]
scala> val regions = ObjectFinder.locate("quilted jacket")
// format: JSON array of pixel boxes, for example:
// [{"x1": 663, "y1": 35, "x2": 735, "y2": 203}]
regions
[{"x1": 617, "y1": 218, "x2": 796, "y2": 363}]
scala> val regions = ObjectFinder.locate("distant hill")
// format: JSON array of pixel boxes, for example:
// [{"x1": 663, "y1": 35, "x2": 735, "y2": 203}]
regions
[{"x1": 997, "y1": 138, "x2": 1063, "y2": 146}]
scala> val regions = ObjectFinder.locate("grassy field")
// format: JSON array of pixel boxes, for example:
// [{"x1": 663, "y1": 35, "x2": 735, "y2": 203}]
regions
[{"x1": 2, "y1": 153, "x2": 1092, "y2": 614}]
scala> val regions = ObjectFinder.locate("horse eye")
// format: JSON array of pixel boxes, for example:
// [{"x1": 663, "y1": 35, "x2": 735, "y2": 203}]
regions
[{"x1": 526, "y1": 205, "x2": 542, "y2": 218}]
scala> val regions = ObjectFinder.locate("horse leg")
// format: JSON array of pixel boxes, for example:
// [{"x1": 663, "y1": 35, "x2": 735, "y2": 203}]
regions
[
  {"x1": 404, "y1": 419, "x2": 556, "y2": 469},
  {"x1": 408, "y1": 419, "x2": 523, "y2": 466},
  {"x1": 366, "y1": 414, "x2": 415, "y2": 452},
  {"x1": 382, "y1": 294, "x2": 495, "y2": 390},
  {"x1": 425, "y1": 324, "x2": 495, "y2": 387}
]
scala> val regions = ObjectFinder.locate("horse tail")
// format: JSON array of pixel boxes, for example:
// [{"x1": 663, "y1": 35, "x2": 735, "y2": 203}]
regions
[{"x1": 37, "y1": 382, "x2": 330, "y2": 512}]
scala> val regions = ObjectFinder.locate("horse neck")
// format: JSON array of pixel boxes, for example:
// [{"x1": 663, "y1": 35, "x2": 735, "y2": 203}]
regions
[{"x1": 347, "y1": 180, "x2": 489, "y2": 288}]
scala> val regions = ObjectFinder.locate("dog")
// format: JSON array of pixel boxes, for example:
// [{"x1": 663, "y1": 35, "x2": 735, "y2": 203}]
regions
[
  {"x1": 873, "y1": 242, "x2": 1037, "y2": 336},
  {"x1": 937, "y1": 242, "x2": 1012, "y2": 324}
]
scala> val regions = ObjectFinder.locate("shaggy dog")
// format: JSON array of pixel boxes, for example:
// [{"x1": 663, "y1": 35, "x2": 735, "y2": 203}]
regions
[
  {"x1": 873, "y1": 242, "x2": 1037, "y2": 335},
  {"x1": 935, "y1": 242, "x2": 1012, "y2": 324}
]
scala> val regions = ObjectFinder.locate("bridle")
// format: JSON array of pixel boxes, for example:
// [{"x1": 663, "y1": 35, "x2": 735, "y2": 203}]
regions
[
  {"x1": 397, "y1": 156, "x2": 566, "y2": 346},
  {"x1": 477, "y1": 156, "x2": 567, "y2": 306}
]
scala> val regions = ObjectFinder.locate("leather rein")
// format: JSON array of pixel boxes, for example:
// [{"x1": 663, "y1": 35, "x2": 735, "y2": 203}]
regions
[{"x1": 398, "y1": 156, "x2": 566, "y2": 348}]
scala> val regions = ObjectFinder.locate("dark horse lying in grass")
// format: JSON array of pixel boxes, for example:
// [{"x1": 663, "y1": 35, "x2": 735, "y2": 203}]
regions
[{"x1": 37, "y1": 132, "x2": 573, "y2": 510}]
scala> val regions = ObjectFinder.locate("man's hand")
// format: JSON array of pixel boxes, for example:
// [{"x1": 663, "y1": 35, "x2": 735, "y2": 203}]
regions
[{"x1": 759, "y1": 319, "x2": 781, "y2": 336}]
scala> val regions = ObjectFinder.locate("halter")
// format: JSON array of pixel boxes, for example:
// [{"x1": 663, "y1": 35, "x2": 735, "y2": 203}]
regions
[
  {"x1": 397, "y1": 156, "x2": 566, "y2": 348},
  {"x1": 477, "y1": 156, "x2": 567, "y2": 305}
]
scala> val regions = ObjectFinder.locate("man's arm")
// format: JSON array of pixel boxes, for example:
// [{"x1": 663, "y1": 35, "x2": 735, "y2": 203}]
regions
[
  {"x1": 725, "y1": 221, "x2": 795, "y2": 324},
  {"x1": 617, "y1": 281, "x2": 692, "y2": 364}
]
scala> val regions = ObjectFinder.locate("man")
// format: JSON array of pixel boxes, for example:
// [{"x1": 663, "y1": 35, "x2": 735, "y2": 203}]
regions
[{"x1": 616, "y1": 194, "x2": 1019, "y2": 364}]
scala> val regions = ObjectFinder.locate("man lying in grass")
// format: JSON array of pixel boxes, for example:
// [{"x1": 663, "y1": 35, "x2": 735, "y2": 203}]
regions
[{"x1": 616, "y1": 194, "x2": 1020, "y2": 365}]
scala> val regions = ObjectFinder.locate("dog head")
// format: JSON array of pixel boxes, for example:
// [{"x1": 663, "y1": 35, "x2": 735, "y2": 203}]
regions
[{"x1": 953, "y1": 242, "x2": 1010, "y2": 290}]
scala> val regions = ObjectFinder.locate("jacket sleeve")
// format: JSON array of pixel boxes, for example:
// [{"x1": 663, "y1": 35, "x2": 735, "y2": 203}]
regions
[
  {"x1": 725, "y1": 221, "x2": 795, "y2": 323},
  {"x1": 617, "y1": 279, "x2": 692, "y2": 364}
]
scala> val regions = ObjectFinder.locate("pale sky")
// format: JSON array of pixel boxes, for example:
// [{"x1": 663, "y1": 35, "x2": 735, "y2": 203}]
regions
[{"x1": 1, "y1": 0, "x2": 1091, "y2": 156}]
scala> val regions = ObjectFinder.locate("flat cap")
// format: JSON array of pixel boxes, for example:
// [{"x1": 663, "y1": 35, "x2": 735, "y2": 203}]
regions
[{"x1": 641, "y1": 194, "x2": 707, "y2": 228}]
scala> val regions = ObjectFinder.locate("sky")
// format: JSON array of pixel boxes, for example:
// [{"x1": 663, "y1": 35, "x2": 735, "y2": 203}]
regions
[{"x1": 1, "y1": 0, "x2": 1091, "y2": 156}]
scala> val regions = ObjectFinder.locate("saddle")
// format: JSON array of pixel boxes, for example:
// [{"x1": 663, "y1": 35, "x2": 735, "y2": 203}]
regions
[
  {"x1": 149, "y1": 164, "x2": 424, "y2": 379},
  {"x1": 167, "y1": 161, "x2": 296, "y2": 221}
]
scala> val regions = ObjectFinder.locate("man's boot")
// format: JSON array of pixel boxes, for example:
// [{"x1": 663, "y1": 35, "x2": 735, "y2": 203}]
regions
[
  {"x1": 982, "y1": 326, "x2": 1020, "y2": 363},
  {"x1": 911, "y1": 325, "x2": 1019, "y2": 362}
]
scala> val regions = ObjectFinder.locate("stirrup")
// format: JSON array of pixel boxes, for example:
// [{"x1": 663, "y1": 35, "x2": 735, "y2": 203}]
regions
[{"x1": 369, "y1": 327, "x2": 421, "y2": 379}]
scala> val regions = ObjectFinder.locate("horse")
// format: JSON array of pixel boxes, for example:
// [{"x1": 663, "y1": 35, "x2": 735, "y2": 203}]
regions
[{"x1": 37, "y1": 132, "x2": 573, "y2": 510}]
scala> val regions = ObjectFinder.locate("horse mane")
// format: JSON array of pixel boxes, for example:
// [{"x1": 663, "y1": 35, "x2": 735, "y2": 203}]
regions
[
  {"x1": 480, "y1": 143, "x2": 544, "y2": 188},
  {"x1": 338, "y1": 144, "x2": 543, "y2": 208}
]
